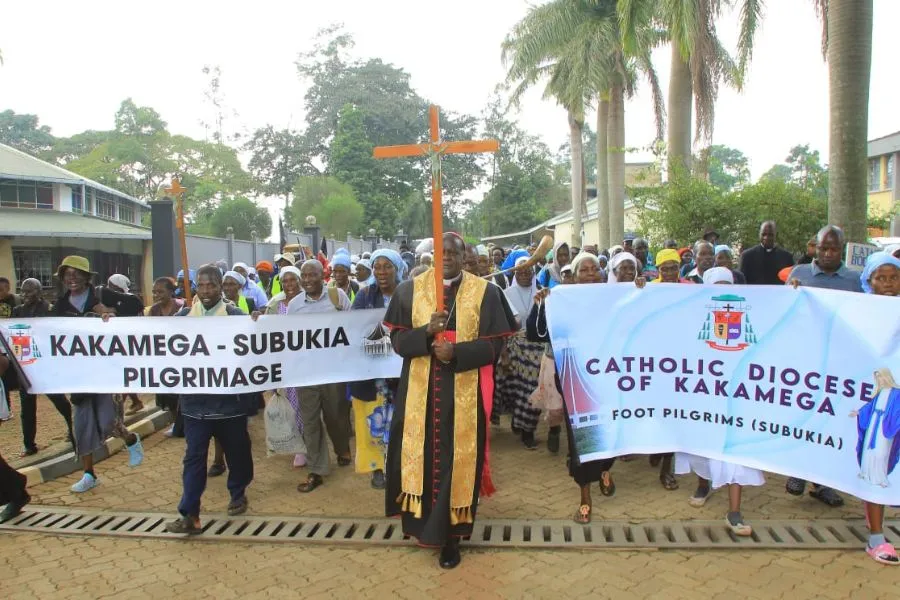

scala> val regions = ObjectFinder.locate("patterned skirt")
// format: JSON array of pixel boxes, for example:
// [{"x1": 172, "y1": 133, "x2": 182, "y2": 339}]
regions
[{"x1": 500, "y1": 333, "x2": 545, "y2": 432}]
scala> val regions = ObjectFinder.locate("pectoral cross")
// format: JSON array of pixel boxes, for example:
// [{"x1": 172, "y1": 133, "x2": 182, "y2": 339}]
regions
[
  {"x1": 165, "y1": 176, "x2": 192, "y2": 304},
  {"x1": 373, "y1": 105, "x2": 499, "y2": 313}
]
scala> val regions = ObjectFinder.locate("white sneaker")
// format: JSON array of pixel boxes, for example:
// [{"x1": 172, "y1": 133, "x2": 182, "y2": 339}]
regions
[{"x1": 71, "y1": 472, "x2": 99, "y2": 493}]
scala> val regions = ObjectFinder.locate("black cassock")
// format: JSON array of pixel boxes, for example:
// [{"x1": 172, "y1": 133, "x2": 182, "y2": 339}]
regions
[{"x1": 384, "y1": 275, "x2": 516, "y2": 546}]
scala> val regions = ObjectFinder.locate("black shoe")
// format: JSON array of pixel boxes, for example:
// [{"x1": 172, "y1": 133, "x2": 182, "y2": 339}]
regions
[
  {"x1": 547, "y1": 427, "x2": 561, "y2": 454},
  {"x1": 522, "y1": 431, "x2": 538, "y2": 450},
  {"x1": 490, "y1": 415, "x2": 500, "y2": 426},
  {"x1": 0, "y1": 492, "x2": 30, "y2": 523},
  {"x1": 208, "y1": 463, "x2": 226, "y2": 477},
  {"x1": 19, "y1": 447, "x2": 38, "y2": 458},
  {"x1": 439, "y1": 539, "x2": 461, "y2": 569},
  {"x1": 371, "y1": 470, "x2": 386, "y2": 489},
  {"x1": 165, "y1": 515, "x2": 202, "y2": 535},
  {"x1": 227, "y1": 496, "x2": 248, "y2": 516}
]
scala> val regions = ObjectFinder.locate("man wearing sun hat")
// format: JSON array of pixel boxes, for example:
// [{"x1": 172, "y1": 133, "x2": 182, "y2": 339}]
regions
[{"x1": 52, "y1": 255, "x2": 145, "y2": 493}]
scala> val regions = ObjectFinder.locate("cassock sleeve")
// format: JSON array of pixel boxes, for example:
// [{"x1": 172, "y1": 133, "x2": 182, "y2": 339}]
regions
[
  {"x1": 385, "y1": 280, "x2": 432, "y2": 359},
  {"x1": 450, "y1": 283, "x2": 517, "y2": 373}
]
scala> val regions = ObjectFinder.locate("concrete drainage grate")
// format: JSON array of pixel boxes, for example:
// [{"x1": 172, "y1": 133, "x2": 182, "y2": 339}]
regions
[{"x1": 2, "y1": 506, "x2": 895, "y2": 550}]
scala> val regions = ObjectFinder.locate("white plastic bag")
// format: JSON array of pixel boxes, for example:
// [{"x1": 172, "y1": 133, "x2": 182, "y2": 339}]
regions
[{"x1": 264, "y1": 389, "x2": 307, "y2": 456}]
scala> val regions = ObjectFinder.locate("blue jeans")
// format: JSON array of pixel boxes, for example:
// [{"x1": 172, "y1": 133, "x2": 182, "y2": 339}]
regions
[{"x1": 178, "y1": 416, "x2": 253, "y2": 518}]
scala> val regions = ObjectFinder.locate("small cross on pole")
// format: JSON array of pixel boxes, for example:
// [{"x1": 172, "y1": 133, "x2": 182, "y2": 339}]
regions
[
  {"x1": 373, "y1": 105, "x2": 499, "y2": 317},
  {"x1": 165, "y1": 176, "x2": 192, "y2": 304}
]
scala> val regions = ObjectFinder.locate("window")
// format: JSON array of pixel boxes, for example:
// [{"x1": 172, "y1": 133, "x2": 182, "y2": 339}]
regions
[
  {"x1": 0, "y1": 178, "x2": 53, "y2": 209},
  {"x1": 887, "y1": 155, "x2": 895, "y2": 190},
  {"x1": 869, "y1": 159, "x2": 882, "y2": 192},
  {"x1": 71, "y1": 186, "x2": 83, "y2": 213},
  {"x1": 97, "y1": 197, "x2": 116, "y2": 220},
  {"x1": 118, "y1": 203, "x2": 134, "y2": 223},
  {"x1": 13, "y1": 249, "x2": 53, "y2": 289}
]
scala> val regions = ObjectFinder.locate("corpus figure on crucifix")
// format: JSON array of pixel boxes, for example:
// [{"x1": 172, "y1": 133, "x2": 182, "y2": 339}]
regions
[{"x1": 376, "y1": 107, "x2": 516, "y2": 569}]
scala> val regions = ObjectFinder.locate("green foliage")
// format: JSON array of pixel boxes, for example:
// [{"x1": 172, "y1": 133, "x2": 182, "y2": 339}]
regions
[
  {"x1": 244, "y1": 126, "x2": 319, "y2": 230},
  {"x1": 697, "y1": 144, "x2": 750, "y2": 191},
  {"x1": 40, "y1": 99, "x2": 251, "y2": 218},
  {"x1": 0, "y1": 110, "x2": 56, "y2": 155},
  {"x1": 291, "y1": 175, "x2": 363, "y2": 237},
  {"x1": 761, "y1": 144, "x2": 828, "y2": 199},
  {"x1": 633, "y1": 175, "x2": 827, "y2": 254},
  {"x1": 472, "y1": 99, "x2": 558, "y2": 237},
  {"x1": 204, "y1": 196, "x2": 272, "y2": 240},
  {"x1": 296, "y1": 27, "x2": 485, "y2": 234}
]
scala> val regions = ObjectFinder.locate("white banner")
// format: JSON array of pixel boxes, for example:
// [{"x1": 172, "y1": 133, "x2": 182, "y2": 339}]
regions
[
  {"x1": 546, "y1": 284, "x2": 900, "y2": 505},
  {"x1": 2, "y1": 311, "x2": 402, "y2": 394}
]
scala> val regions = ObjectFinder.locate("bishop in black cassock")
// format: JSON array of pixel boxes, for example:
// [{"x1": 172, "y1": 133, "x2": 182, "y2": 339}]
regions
[{"x1": 384, "y1": 233, "x2": 516, "y2": 569}]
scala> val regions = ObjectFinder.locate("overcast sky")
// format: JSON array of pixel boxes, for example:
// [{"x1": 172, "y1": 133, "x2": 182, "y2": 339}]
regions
[{"x1": 2, "y1": 0, "x2": 898, "y2": 236}]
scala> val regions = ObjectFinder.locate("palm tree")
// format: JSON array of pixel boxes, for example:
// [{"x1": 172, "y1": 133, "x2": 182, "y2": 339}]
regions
[
  {"x1": 816, "y1": 0, "x2": 873, "y2": 242},
  {"x1": 503, "y1": 0, "x2": 664, "y2": 249},
  {"x1": 619, "y1": 1, "x2": 762, "y2": 183}
]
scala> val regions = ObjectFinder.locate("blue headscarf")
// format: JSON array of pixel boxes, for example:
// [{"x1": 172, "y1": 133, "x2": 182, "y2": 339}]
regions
[
  {"x1": 861, "y1": 251, "x2": 900, "y2": 294},
  {"x1": 502, "y1": 249, "x2": 529, "y2": 271},
  {"x1": 330, "y1": 253, "x2": 352, "y2": 270},
  {"x1": 367, "y1": 249, "x2": 407, "y2": 286}
]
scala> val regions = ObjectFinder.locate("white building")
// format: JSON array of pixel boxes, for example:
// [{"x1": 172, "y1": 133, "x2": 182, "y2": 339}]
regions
[{"x1": 0, "y1": 143, "x2": 152, "y2": 293}]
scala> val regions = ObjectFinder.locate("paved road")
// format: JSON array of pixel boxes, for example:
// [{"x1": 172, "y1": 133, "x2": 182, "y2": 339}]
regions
[
  {"x1": 0, "y1": 533, "x2": 895, "y2": 599},
  {"x1": 3, "y1": 413, "x2": 898, "y2": 598}
]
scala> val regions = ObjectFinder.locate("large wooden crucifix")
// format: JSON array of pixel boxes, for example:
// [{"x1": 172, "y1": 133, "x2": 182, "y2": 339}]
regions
[
  {"x1": 373, "y1": 105, "x2": 499, "y2": 313},
  {"x1": 165, "y1": 176, "x2": 192, "y2": 305}
]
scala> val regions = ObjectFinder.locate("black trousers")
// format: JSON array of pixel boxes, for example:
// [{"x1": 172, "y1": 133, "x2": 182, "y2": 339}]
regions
[
  {"x1": 20, "y1": 393, "x2": 73, "y2": 451},
  {"x1": 178, "y1": 416, "x2": 253, "y2": 518},
  {"x1": 0, "y1": 452, "x2": 27, "y2": 505}
]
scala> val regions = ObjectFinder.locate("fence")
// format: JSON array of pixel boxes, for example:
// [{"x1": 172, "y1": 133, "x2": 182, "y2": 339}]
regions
[{"x1": 185, "y1": 232, "x2": 400, "y2": 269}]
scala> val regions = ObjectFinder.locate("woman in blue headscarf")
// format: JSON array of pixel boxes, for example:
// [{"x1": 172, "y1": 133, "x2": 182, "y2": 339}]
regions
[
  {"x1": 175, "y1": 269, "x2": 196, "y2": 300},
  {"x1": 349, "y1": 249, "x2": 405, "y2": 489},
  {"x1": 536, "y1": 241, "x2": 570, "y2": 289},
  {"x1": 854, "y1": 251, "x2": 900, "y2": 565},
  {"x1": 328, "y1": 252, "x2": 359, "y2": 303}
]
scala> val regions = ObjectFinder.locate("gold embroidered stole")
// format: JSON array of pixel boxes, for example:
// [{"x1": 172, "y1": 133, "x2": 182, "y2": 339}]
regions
[{"x1": 399, "y1": 269, "x2": 487, "y2": 525}]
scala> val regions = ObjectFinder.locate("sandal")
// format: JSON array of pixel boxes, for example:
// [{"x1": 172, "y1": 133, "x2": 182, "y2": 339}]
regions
[
  {"x1": 337, "y1": 455, "x2": 352, "y2": 467},
  {"x1": 809, "y1": 486, "x2": 844, "y2": 507},
  {"x1": 688, "y1": 486, "x2": 713, "y2": 507},
  {"x1": 297, "y1": 473, "x2": 323, "y2": 493},
  {"x1": 660, "y1": 471, "x2": 679, "y2": 491},
  {"x1": 866, "y1": 542, "x2": 900, "y2": 565},
  {"x1": 725, "y1": 514, "x2": 753, "y2": 537},
  {"x1": 599, "y1": 471, "x2": 616, "y2": 497},
  {"x1": 573, "y1": 504, "x2": 591, "y2": 524}
]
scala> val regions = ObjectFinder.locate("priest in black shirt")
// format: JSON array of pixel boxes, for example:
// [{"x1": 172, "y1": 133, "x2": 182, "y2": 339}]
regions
[{"x1": 739, "y1": 221, "x2": 795, "y2": 285}]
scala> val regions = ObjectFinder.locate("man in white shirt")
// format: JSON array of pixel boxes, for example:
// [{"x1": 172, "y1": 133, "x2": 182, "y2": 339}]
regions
[{"x1": 288, "y1": 260, "x2": 352, "y2": 493}]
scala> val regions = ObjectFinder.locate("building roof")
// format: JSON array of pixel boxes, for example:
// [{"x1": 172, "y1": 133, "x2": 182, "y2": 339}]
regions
[
  {"x1": 481, "y1": 196, "x2": 637, "y2": 244},
  {"x1": 868, "y1": 131, "x2": 900, "y2": 158},
  {"x1": 0, "y1": 208, "x2": 152, "y2": 240},
  {"x1": 0, "y1": 143, "x2": 148, "y2": 208}
]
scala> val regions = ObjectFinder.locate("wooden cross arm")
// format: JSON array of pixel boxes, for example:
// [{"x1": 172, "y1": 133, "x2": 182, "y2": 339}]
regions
[{"x1": 373, "y1": 139, "x2": 499, "y2": 159}]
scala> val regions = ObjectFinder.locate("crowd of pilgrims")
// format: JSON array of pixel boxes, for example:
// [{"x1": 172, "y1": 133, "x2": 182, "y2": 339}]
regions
[{"x1": 0, "y1": 222, "x2": 899, "y2": 568}]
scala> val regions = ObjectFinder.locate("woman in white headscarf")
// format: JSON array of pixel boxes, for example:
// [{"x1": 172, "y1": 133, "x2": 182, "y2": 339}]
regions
[
  {"x1": 608, "y1": 252, "x2": 643, "y2": 284},
  {"x1": 496, "y1": 257, "x2": 546, "y2": 449},
  {"x1": 537, "y1": 241, "x2": 571, "y2": 289},
  {"x1": 674, "y1": 266, "x2": 764, "y2": 537}
]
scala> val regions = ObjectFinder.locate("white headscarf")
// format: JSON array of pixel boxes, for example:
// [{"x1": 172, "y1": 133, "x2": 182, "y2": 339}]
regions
[
  {"x1": 570, "y1": 252, "x2": 600, "y2": 279},
  {"x1": 503, "y1": 256, "x2": 538, "y2": 324},
  {"x1": 702, "y1": 266, "x2": 734, "y2": 285},
  {"x1": 608, "y1": 252, "x2": 637, "y2": 283},
  {"x1": 223, "y1": 270, "x2": 246, "y2": 286},
  {"x1": 279, "y1": 266, "x2": 301, "y2": 282}
]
